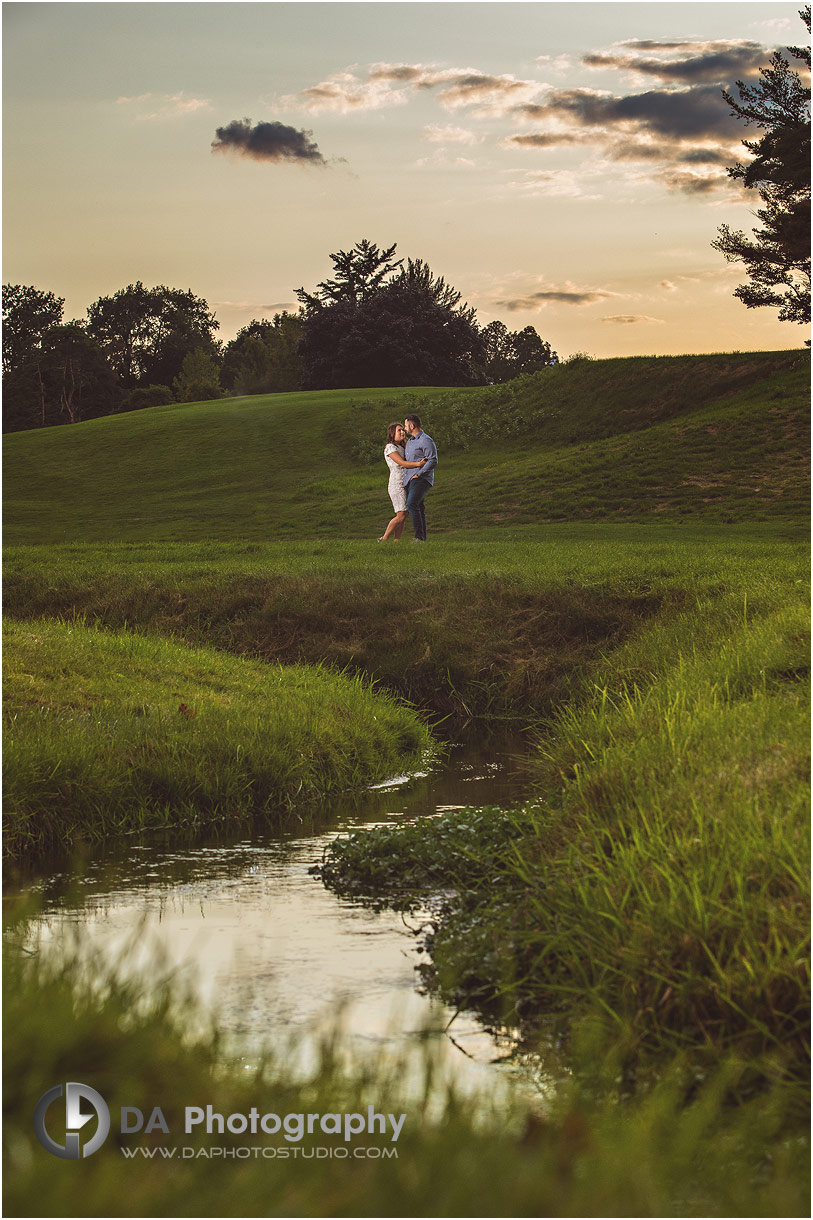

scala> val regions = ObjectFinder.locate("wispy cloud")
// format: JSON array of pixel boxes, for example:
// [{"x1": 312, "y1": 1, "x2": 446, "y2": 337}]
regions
[
  {"x1": 117, "y1": 91, "x2": 211, "y2": 120},
  {"x1": 601, "y1": 314, "x2": 665, "y2": 324},
  {"x1": 211, "y1": 119, "x2": 330, "y2": 165},
  {"x1": 748, "y1": 17, "x2": 795, "y2": 34},
  {"x1": 423, "y1": 124, "x2": 482, "y2": 145},
  {"x1": 535, "y1": 54, "x2": 574, "y2": 74},
  {"x1": 286, "y1": 71, "x2": 412, "y2": 114},
  {"x1": 498, "y1": 168, "x2": 603, "y2": 200},
  {"x1": 416, "y1": 152, "x2": 477, "y2": 169},
  {"x1": 285, "y1": 62, "x2": 542, "y2": 115},
  {"x1": 212, "y1": 300, "x2": 296, "y2": 313}
]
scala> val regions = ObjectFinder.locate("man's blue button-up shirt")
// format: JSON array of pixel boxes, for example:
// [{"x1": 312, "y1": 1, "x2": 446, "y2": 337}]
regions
[{"x1": 404, "y1": 430, "x2": 438, "y2": 486}]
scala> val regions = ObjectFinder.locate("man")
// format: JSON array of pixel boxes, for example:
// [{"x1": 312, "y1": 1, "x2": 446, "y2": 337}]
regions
[{"x1": 403, "y1": 414, "x2": 437, "y2": 542}]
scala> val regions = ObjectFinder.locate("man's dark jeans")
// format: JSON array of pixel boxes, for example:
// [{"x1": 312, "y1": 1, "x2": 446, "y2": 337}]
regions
[{"x1": 405, "y1": 476, "x2": 431, "y2": 540}]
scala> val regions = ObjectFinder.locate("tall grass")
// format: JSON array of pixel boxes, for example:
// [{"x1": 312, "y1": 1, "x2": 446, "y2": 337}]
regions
[
  {"x1": 3, "y1": 618, "x2": 432, "y2": 861},
  {"x1": 318, "y1": 576, "x2": 810, "y2": 1086},
  {"x1": 3, "y1": 924, "x2": 808, "y2": 1218}
]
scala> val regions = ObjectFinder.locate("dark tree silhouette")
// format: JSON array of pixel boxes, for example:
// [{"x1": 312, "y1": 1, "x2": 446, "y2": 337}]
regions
[
  {"x1": 296, "y1": 239, "x2": 402, "y2": 309},
  {"x1": 86, "y1": 282, "x2": 220, "y2": 386},
  {"x1": 221, "y1": 312, "x2": 304, "y2": 394},
  {"x1": 712, "y1": 7, "x2": 811, "y2": 327},
  {"x1": 481, "y1": 321, "x2": 558, "y2": 382},
  {"x1": 297, "y1": 243, "x2": 484, "y2": 388},
  {"x1": 3, "y1": 323, "x2": 121, "y2": 432},
  {"x1": 2, "y1": 284, "x2": 65, "y2": 376}
]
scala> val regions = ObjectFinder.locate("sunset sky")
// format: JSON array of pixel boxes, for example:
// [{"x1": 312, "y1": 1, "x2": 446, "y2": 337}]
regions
[{"x1": 3, "y1": 1, "x2": 809, "y2": 360}]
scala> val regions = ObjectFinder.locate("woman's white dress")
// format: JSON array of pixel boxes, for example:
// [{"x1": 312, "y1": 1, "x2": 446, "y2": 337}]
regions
[{"x1": 384, "y1": 443, "x2": 408, "y2": 513}]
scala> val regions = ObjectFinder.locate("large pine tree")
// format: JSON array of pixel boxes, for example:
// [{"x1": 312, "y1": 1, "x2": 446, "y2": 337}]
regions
[{"x1": 712, "y1": 7, "x2": 811, "y2": 328}]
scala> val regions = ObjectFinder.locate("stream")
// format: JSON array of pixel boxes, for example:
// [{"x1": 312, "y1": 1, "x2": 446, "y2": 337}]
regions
[{"x1": 19, "y1": 738, "x2": 558, "y2": 1107}]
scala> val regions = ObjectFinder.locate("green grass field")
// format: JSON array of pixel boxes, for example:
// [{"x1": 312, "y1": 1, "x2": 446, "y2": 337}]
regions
[
  {"x1": 3, "y1": 350, "x2": 808, "y2": 544},
  {"x1": 3, "y1": 350, "x2": 809, "y2": 1216}
]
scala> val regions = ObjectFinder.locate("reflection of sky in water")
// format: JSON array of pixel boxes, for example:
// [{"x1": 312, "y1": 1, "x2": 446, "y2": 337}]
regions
[{"x1": 23, "y1": 740, "x2": 563, "y2": 1106}]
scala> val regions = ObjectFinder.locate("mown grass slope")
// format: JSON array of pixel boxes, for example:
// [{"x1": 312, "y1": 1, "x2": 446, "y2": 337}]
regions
[{"x1": 3, "y1": 350, "x2": 808, "y2": 544}]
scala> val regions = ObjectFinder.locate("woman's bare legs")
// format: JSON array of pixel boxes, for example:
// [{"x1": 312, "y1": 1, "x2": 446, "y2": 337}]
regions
[{"x1": 379, "y1": 511, "x2": 408, "y2": 541}]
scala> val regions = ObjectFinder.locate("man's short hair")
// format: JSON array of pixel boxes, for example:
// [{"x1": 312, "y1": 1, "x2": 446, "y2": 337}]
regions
[{"x1": 405, "y1": 414, "x2": 422, "y2": 430}]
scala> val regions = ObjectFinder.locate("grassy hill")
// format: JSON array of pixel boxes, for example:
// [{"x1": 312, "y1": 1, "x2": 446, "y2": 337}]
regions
[
  {"x1": 3, "y1": 349, "x2": 808, "y2": 544},
  {"x1": 4, "y1": 351, "x2": 809, "y2": 1214}
]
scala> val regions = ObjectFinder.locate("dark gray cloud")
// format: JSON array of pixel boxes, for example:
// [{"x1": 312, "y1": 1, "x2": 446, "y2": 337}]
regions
[
  {"x1": 657, "y1": 168, "x2": 722, "y2": 194},
  {"x1": 497, "y1": 289, "x2": 619, "y2": 310},
  {"x1": 609, "y1": 140, "x2": 730, "y2": 165},
  {"x1": 515, "y1": 84, "x2": 739, "y2": 141},
  {"x1": 212, "y1": 119, "x2": 328, "y2": 164},
  {"x1": 503, "y1": 131, "x2": 589, "y2": 149},
  {"x1": 583, "y1": 39, "x2": 766, "y2": 83}
]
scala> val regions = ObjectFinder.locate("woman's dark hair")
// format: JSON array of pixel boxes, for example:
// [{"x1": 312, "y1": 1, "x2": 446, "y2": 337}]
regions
[
  {"x1": 386, "y1": 422, "x2": 402, "y2": 445},
  {"x1": 405, "y1": 414, "x2": 422, "y2": 430}
]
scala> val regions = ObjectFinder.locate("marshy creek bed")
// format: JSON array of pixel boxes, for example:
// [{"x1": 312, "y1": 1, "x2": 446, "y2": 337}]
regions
[{"x1": 16, "y1": 735, "x2": 559, "y2": 1107}]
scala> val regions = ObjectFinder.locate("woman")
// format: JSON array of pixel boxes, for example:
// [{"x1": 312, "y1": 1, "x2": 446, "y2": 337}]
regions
[{"x1": 378, "y1": 422, "x2": 426, "y2": 541}]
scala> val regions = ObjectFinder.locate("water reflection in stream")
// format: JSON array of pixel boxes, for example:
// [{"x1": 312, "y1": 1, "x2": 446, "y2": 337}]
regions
[{"x1": 21, "y1": 739, "x2": 558, "y2": 1104}]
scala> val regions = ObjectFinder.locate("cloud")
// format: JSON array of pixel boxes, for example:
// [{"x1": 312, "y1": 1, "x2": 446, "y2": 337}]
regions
[
  {"x1": 535, "y1": 54, "x2": 574, "y2": 73},
  {"x1": 288, "y1": 62, "x2": 542, "y2": 115},
  {"x1": 608, "y1": 139, "x2": 732, "y2": 164},
  {"x1": 498, "y1": 168, "x2": 603, "y2": 200},
  {"x1": 416, "y1": 152, "x2": 477, "y2": 168},
  {"x1": 748, "y1": 17, "x2": 795, "y2": 34},
  {"x1": 432, "y1": 71, "x2": 540, "y2": 111},
  {"x1": 279, "y1": 44, "x2": 767, "y2": 197},
  {"x1": 505, "y1": 69, "x2": 749, "y2": 196},
  {"x1": 515, "y1": 84, "x2": 740, "y2": 142},
  {"x1": 211, "y1": 119, "x2": 329, "y2": 165},
  {"x1": 117, "y1": 91, "x2": 211, "y2": 120},
  {"x1": 496, "y1": 284, "x2": 622, "y2": 311},
  {"x1": 660, "y1": 280, "x2": 678, "y2": 292},
  {"x1": 656, "y1": 167, "x2": 723, "y2": 194},
  {"x1": 289, "y1": 71, "x2": 411, "y2": 113},
  {"x1": 368, "y1": 63, "x2": 429, "y2": 84},
  {"x1": 502, "y1": 130, "x2": 592, "y2": 150},
  {"x1": 370, "y1": 62, "x2": 539, "y2": 108},
  {"x1": 212, "y1": 300, "x2": 296, "y2": 313},
  {"x1": 601, "y1": 314, "x2": 665, "y2": 324},
  {"x1": 423, "y1": 124, "x2": 481, "y2": 145},
  {"x1": 582, "y1": 39, "x2": 767, "y2": 83}
]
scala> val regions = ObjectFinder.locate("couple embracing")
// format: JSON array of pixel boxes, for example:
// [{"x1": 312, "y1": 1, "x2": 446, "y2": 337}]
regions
[{"x1": 378, "y1": 414, "x2": 437, "y2": 543}]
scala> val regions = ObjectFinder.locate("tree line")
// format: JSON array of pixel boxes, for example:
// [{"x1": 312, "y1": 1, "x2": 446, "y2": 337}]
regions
[{"x1": 1, "y1": 248, "x2": 558, "y2": 433}]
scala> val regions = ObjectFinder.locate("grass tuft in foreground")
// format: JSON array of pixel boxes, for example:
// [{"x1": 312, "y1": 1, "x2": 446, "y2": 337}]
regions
[
  {"x1": 3, "y1": 927, "x2": 809, "y2": 1218},
  {"x1": 3, "y1": 618, "x2": 432, "y2": 861}
]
